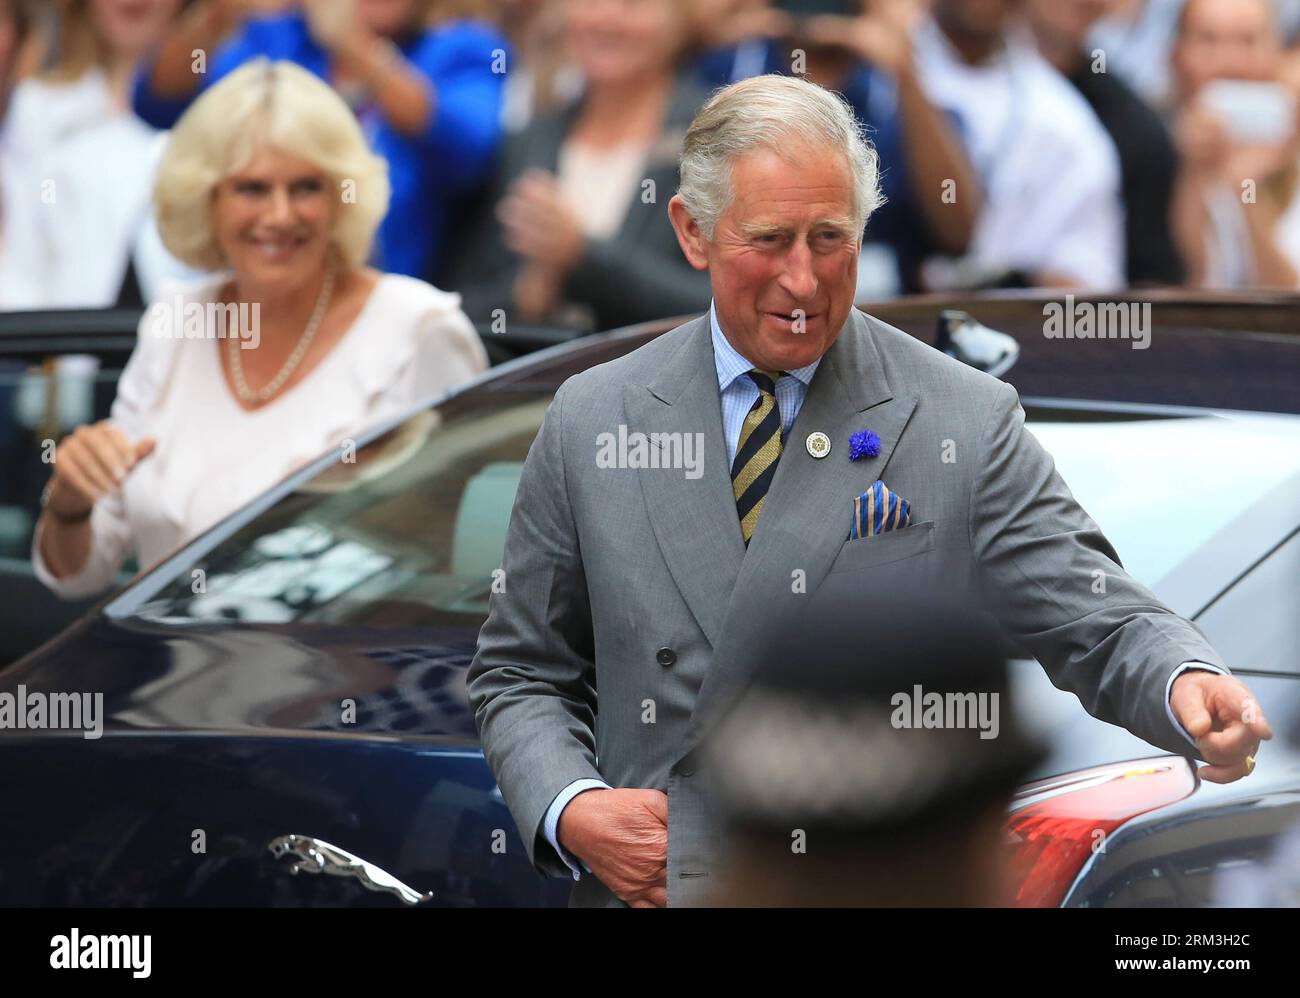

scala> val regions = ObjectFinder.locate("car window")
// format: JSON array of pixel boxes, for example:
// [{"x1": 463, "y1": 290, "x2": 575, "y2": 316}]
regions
[
  {"x1": 1, "y1": 315, "x2": 138, "y2": 663},
  {"x1": 125, "y1": 389, "x2": 552, "y2": 628},
  {"x1": 1196, "y1": 529, "x2": 1300, "y2": 676},
  {"x1": 0, "y1": 358, "x2": 125, "y2": 559}
]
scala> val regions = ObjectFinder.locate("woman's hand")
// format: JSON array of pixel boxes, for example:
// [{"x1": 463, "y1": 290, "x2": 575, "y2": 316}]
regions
[
  {"x1": 1220, "y1": 138, "x2": 1295, "y2": 191},
  {"x1": 498, "y1": 169, "x2": 586, "y2": 273},
  {"x1": 1175, "y1": 103, "x2": 1227, "y2": 171},
  {"x1": 513, "y1": 261, "x2": 564, "y2": 321},
  {"x1": 46, "y1": 422, "x2": 155, "y2": 521}
]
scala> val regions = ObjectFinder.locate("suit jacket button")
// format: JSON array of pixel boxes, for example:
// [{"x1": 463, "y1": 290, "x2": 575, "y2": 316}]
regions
[
  {"x1": 678, "y1": 750, "x2": 697, "y2": 777},
  {"x1": 656, "y1": 647, "x2": 676, "y2": 667}
]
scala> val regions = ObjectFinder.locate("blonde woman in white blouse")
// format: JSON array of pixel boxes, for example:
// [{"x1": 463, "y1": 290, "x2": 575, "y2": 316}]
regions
[{"x1": 34, "y1": 59, "x2": 487, "y2": 599}]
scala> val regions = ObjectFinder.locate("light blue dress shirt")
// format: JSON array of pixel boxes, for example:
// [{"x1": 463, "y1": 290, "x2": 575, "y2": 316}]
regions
[
  {"x1": 539, "y1": 302, "x2": 1226, "y2": 880},
  {"x1": 709, "y1": 303, "x2": 821, "y2": 469}
]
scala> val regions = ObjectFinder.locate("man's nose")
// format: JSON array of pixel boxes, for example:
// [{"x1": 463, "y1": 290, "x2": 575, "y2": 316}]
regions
[{"x1": 777, "y1": 238, "x2": 818, "y2": 301}]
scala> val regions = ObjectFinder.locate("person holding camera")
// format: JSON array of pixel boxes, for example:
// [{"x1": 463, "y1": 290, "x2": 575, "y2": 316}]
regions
[{"x1": 1169, "y1": 0, "x2": 1300, "y2": 289}]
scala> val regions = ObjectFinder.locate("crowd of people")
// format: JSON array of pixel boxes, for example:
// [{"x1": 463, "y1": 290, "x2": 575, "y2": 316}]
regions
[
  {"x1": 5, "y1": 0, "x2": 1300, "y2": 317},
  {"x1": 13, "y1": 0, "x2": 1300, "y2": 596}
]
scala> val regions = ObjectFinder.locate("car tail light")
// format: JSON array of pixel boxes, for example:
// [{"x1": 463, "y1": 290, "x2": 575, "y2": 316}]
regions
[{"x1": 1004, "y1": 756, "x2": 1198, "y2": 907}]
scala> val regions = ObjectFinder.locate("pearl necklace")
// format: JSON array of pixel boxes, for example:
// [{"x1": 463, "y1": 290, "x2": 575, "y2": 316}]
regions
[{"x1": 227, "y1": 267, "x2": 337, "y2": 405}]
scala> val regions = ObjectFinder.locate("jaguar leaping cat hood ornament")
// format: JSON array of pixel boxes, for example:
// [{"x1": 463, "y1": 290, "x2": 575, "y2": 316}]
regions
[{"x1": 268, "y1": 834, "x2": 433, "y2": 905}]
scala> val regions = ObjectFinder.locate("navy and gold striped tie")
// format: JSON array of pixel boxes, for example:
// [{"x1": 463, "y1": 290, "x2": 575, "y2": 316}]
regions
[{"x1": 732, "y1": 369, "x2": 783, "y2": 544}]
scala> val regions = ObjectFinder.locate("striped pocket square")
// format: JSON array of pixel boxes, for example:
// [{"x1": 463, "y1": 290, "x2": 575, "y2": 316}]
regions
[{"x1": 850, "y1": 480, "x2": 912, "y2": 539}]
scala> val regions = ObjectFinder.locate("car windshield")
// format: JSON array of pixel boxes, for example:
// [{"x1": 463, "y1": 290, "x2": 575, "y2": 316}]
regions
[
  {"x1": 1026, "y1": 409, "x2": 1300, "y2": 586},
  {"x1": 115, "y1": 388, "x2": 552, "y2": 628},
  {"x1": 113, "y1": 391, "x2": 1300, "y2": 628}
]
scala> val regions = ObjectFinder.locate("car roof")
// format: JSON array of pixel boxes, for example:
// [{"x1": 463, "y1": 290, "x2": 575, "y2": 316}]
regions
[{"x1": 487, "y1": 296, "x2": 1300, "y2": 415}]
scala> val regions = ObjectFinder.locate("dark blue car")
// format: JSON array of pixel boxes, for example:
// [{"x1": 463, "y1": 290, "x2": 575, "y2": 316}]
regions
[{"x1": 2, "y1": 295, "x2": 1298, "y2": 906}]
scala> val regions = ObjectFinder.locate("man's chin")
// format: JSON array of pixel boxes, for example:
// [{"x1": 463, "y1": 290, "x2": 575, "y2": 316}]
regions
[
  {"x1": 750, "y1": 343, "x2": 830, "y2": 372},
  {"x1": 750, "y1": 317, "x2": 841, "y2": 369}
]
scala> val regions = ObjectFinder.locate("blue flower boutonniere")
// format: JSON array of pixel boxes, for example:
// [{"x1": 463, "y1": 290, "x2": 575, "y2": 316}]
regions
[{"x1": 849, "y1": 429, "x2": 881, "y2": 461}]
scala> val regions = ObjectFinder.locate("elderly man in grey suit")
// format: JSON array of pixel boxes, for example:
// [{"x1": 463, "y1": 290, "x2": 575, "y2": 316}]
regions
[{"x1": 467, "y1": 74, "x2": 1272, "y2": 908}]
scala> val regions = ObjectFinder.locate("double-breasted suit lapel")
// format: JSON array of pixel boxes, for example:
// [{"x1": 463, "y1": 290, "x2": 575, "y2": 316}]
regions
[
  {"x1": 622, "y1": 316, "x2": 745, "y2": 649},
  {"x1": 625, "y1": 309, "x2": 920, "y2": 758}
]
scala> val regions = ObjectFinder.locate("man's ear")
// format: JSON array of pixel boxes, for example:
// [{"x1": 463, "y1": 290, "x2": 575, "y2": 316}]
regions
[{"x1": 668, "y1": 194, "x2": 711, "y2": 271}]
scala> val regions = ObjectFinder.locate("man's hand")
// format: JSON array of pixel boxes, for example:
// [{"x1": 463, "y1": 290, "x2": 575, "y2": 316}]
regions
[
  {"x1": 557, "y1": 788, "x2": 668, "y2": 908},
  {"x1": 1171, "y1": 672, "x2": 1273, "y2": 783}
]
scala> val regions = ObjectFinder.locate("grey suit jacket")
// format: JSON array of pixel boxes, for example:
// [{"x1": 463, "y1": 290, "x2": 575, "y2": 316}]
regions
[{"x1": 466, "y1": 308, "x2": 1226, "y2": 906}]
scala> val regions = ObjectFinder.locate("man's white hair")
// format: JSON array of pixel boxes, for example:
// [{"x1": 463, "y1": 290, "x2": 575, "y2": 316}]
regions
[{"x1": 677, "y1": 74, "x2": 884, "y2": 239}]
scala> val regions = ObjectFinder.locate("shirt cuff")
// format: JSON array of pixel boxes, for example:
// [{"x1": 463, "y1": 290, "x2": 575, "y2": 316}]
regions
[
  {"x1": 543, "y1": 778, "x2": 611, "y2": 881},
  {"x1": 1166, "y1": 661, "x2": 1230, "y2": 750},
  {"x1": 30, "y1": 513, "x2": 107, "y2": 600}
]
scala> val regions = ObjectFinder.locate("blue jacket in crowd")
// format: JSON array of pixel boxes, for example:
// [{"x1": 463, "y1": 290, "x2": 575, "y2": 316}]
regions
[{"x1": 133, "y1": 13, "x2": 507, "y2": 280}]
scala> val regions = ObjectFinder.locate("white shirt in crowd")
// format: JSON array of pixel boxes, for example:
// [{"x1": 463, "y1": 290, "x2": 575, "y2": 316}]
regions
[
  {"x1": 557, "y1": 138, "x2": 650, "y2": 241},
  {"x1": 0, "y1": 68, "x2": 195, "y2": 309},
  {"x1": 32, "y1": 272, "x2": 488, "y2": 599},
  {"x1": 1087, "y1": 0, "x2": 1186, "y2": 110},
  {"x1": 912, "y1": 17, "x2": 1126, "y2": 289}
]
